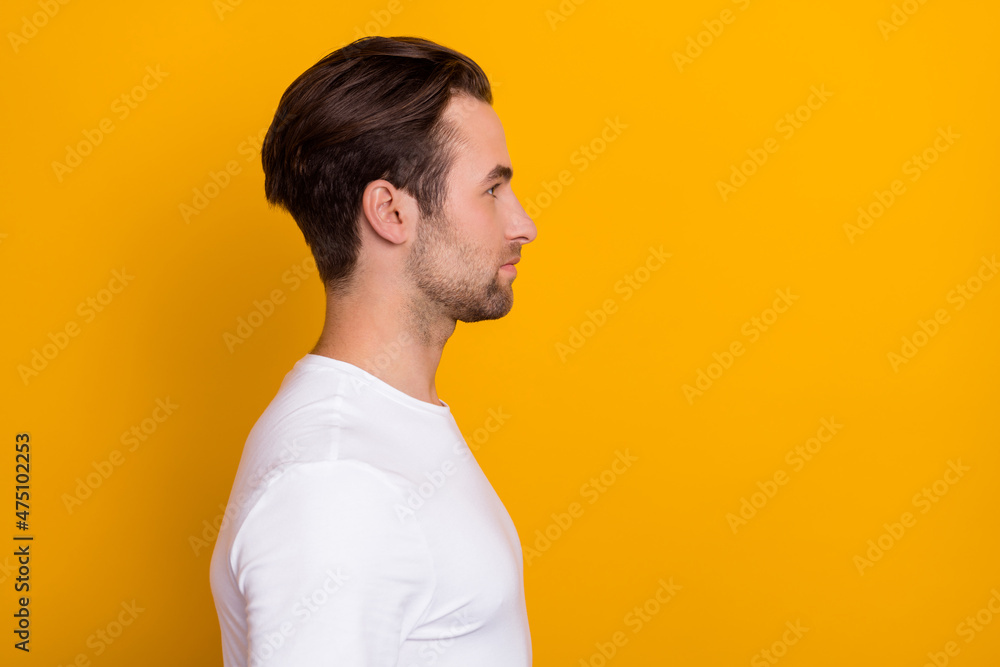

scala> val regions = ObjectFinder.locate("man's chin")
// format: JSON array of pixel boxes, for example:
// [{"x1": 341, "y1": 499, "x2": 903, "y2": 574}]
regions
[
  {"x1": 457, "y1": 307, "x2": 513, "y2": 324},
  {"x1": 456, "y1": 296, "x2": 514, "y2": 323}
]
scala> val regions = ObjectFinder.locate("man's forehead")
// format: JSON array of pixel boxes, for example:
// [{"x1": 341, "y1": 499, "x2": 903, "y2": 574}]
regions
[
  {"x1": 443, "y1": 95, "x2": 510, "y2": 182},
  {"x1": 446, "y1": 92, "x2": 486, "y2": 120}
]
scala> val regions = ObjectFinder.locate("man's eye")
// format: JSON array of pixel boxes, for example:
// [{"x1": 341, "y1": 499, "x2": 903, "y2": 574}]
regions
[{"x1": 487, "y1": 183, "x2": 500, "y2": 197}]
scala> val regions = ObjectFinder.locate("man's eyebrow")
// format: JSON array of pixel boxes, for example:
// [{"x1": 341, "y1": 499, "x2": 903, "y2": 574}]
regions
[{"x1": 480, "y1": 164, "x2": 513, "y2": 186}]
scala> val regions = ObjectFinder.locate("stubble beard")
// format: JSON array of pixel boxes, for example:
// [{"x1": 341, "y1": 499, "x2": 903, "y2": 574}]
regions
[{"x1": 404, "y1": 207, "x2": 514, "y2": 325}]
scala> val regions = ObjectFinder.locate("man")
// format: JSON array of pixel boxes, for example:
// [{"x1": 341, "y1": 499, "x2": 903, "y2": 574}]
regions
[{"x1": 209, "y1": 35, "x2": 537, "y2": 666}]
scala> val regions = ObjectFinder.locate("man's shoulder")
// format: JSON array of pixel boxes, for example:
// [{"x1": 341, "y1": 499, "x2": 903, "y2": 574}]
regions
[
  {"x1": 222, "y1": 353, "x2": 453, "y2": 538},
  {"x1": 253, "y1": 459, "x2": 407, "y2": 508},
  {"x1": 218, "y1": 445, "x2": 410, "y2": 568},
  {"x1": 241, "y1": 356, "x2": 348, "y2": 460}
]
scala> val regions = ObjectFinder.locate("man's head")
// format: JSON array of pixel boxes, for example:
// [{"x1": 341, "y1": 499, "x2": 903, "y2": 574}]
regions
[{"x1": 261, "y1": 36, "x2": 536, "y2": 322}]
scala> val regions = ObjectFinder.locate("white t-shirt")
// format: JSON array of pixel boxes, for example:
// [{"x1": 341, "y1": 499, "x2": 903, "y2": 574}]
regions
[{"x1": 210, "y1": 353, "x2": 531, "y2": 666}]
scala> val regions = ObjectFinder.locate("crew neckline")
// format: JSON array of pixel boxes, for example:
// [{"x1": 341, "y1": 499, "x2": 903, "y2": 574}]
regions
[{"x1": 299, "y1": 353, "x2": 452, "y2": 415}]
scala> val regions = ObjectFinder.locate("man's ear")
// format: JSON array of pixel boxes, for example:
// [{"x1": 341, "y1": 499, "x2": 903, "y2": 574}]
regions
[{"x1": 360, "y1": 179, "x2": 419, "y2": 245}]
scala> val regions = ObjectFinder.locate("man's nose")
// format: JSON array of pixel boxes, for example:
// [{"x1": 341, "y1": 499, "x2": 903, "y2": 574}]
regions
[{"x1": 511, "y1": 190, "x2": 537, "y2": 244}]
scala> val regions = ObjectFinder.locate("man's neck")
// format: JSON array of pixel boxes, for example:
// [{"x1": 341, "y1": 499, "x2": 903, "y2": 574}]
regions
[{"x1": 308, "y1": 288, "x2": 456, "y2": 407}]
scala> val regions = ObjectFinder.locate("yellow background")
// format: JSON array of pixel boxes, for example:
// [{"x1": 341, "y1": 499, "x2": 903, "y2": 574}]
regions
[{"x1": 3, "y1": 0, "x2": 999, "y2": 664}]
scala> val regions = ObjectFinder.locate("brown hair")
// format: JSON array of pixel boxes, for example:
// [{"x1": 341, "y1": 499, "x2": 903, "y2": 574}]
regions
[{"x1": 261, "y1": 36, "x2": 493, "y2": 293}]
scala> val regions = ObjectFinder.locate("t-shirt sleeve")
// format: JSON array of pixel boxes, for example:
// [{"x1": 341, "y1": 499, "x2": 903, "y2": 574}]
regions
[{"x1": 231, "y1": 459, "x2": 435, "y2": 666}]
